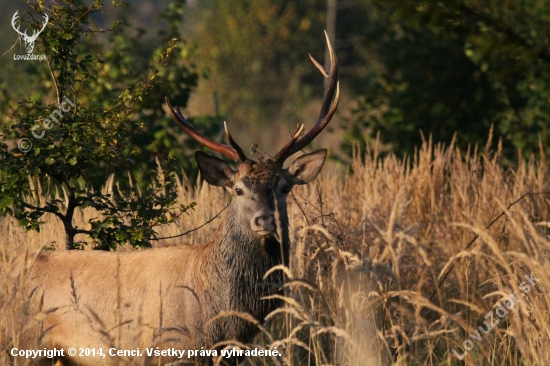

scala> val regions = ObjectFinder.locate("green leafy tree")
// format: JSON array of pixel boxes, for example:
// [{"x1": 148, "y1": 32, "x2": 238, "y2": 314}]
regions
[
  {"x1": 0, "y1": 0, "x2": 197, "y2": 250},
  {"x1": 340, "y1": 0, "x2": 550, "y2": 159}
]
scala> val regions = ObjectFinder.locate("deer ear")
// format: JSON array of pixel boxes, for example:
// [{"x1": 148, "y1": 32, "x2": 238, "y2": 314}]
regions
[
  {"x1": 195, "y1": 151, "x2": 236, "y2": 188},
  {"x1": 287, "y1": 149, "x2": 327, "y2": 185}
]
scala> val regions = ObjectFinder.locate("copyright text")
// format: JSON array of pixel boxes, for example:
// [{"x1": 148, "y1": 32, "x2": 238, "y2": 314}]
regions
[{"x1": 11, "y1": 348, "x2": 65, "y2": 358}]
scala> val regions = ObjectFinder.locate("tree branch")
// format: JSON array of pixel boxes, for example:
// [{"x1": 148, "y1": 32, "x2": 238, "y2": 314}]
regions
[
  {"x1": 21, "y1": 201, "x2": 64, "y2": 220},
  {"x1": 47, "y1": 58, "x2": 63, "y2": 106}
]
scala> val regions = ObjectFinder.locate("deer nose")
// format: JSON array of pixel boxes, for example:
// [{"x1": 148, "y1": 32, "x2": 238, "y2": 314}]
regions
[{"x1": 251, "y1": 214, "x2": 276, "y2": 235}]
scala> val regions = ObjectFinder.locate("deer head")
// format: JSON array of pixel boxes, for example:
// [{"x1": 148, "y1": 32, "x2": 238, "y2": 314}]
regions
[
  {"x1": 11, "y1": 11, "x2": 48, "y2": 54},
  {"x1": 165, "y1": 32, "x2": 339, "y2": 241}
]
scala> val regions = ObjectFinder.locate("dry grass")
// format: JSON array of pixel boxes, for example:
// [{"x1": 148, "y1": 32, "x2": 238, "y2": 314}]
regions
[{"x1": 1, "y1": 136, "x2": 549, "y2": 365}]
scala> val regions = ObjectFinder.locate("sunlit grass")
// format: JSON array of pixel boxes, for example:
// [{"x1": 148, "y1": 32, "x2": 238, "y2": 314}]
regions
[{"x1": 1, "y1": 136, "x2": 549, "y2": 365}]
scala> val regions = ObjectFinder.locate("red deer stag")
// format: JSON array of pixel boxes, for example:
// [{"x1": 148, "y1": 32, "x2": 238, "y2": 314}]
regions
[{"x1": 1, "y1": 33, "x2": 338, "y2": 366}]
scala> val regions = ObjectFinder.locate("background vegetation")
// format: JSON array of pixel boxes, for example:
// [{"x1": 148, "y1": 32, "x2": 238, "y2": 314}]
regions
[
  {"x1": 1, "y1": 0, "x2": 549, "y2": 365},
  {"x1": 183, "y1": 0, "x2": 550, "y2": 159},
  {"x1": 3, "y1": 0, "x2": 550, "y2": 163}
]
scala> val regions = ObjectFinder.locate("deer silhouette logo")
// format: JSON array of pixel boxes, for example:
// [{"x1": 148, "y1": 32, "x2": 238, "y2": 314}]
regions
[{"x1": 11, "y1": 11, "x2": 48, "y2": 54}]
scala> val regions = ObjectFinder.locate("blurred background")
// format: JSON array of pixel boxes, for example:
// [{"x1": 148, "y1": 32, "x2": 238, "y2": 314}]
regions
[
  {"x1": 1, "y1": 0, "x2": 550, "y2": 173},
  {"x1": 2, "y1": 3, "x2": 550, "y2": 364}
]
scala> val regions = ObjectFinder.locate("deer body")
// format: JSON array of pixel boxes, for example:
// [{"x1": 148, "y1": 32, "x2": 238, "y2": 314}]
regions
[
  {"x1": 11, "y1": 211, "x2": 285, "y2": 365},
  {"x1": 2, "y1": 33, "x2": 338, "y2": 366}
]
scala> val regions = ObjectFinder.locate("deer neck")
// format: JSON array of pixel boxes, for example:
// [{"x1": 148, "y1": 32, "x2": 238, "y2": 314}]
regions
[
  {"x1": 217, "y1": 205, "x2": 290, "y2": 269},
  {"x1": 195, "y1": 205, "x2": 290, "y2": 344},
  {"x1": 207, "y1": 205, "x2": 289, "y2": 315}
]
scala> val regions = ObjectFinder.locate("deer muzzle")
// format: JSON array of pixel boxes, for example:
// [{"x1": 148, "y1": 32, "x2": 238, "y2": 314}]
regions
[{"x1": 251, "y1": 213, "x2": 276, "y2": 236}]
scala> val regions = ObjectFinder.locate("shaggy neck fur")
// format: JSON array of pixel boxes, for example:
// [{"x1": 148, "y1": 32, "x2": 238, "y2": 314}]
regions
[{"x1": 204, "y1": 203, "x2": 290, "y2": 345}]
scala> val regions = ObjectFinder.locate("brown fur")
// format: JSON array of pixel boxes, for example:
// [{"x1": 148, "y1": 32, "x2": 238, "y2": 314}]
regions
[{"x1": 1, "y1": 153, "x2": 326, "y2": 366}]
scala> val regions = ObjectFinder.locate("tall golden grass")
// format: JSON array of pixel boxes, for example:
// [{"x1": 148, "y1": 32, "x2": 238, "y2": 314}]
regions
[{"x1": 1, "y1": 136, "x2": 549, "y2": 365}]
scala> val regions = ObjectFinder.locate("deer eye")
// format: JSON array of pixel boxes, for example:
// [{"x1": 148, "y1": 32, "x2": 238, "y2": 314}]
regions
[{"x1": 235, "y1": 188, "x2": 244, "y2": 196}]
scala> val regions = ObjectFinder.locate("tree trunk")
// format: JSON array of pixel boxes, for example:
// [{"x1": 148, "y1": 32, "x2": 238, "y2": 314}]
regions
[
  {"x1": 65, "y1": 227, "x2": 75, "y2": 250},
  {"x1": 61, "y1": 180, "x2": 77, "y2": 250}
]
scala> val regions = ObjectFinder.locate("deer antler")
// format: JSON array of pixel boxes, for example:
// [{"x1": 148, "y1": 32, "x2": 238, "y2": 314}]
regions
[
  {"x1": 165, "y1": 98, "x2": 247, "y2": 163},
  {"x1": 11, "y1": 12, "x2": 48, "y2": 39},
  {"x1": 11, "y1": 11, "x2": 26, "y2": 38},
  {"x1": 273, "y1": 124, "x2": 305, "y2": 162},
  {"x1": 223, "y1": 122, "x2": 248, "y2": 162},
  {"x1": 30, "y1": 13, "x2": 49, "y2": 41},
  {"x1": 275, "y1": 31, "x2": 340, "y2": 164},
  {"x1": 11, "y1": 11, "x2": 48, "y2": 54}
]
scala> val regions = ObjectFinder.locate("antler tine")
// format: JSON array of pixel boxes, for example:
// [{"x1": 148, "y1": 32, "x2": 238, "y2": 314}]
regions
[
  {"x1": 165, "y1": 98, "x2": 240, "y2": 162},
  {"x1": 275, "y1": 31, "x2": 339, "y2": 163},
  {"x1": 41, "y1": 13, "x2": 49, "y2": 30},
  {"x1": 224, "y1": 122, "x2": 248, "y2": 162},
  {"x1": 32, "y1": 13, "x2": 48, "y2": 38},
  {"x1": 11, "y1": 11, "x2": 25, "y2": 37},
  {"x1": 274, "y1": 124, "x2": 304, "y2": 163}
]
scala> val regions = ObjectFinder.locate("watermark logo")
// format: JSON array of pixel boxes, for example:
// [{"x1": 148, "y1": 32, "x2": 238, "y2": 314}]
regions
[
  {"x1": 18, "y1": 96, "x2": 75, "y2": 153},
  {"x1": 17, "y1": 138, "x2": 32, "y2": 153},
  {"x1": 452, "y1": 272, "x2": 540, "y2": 360},
  {"x1": 11, "y1": 11, "x2": 48, "y2": 61}
]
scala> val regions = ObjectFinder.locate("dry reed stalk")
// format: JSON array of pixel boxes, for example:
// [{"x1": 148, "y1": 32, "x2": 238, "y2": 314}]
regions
[{"x1": 1, "y1": 138, "x2": 549, "y2": 365}]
